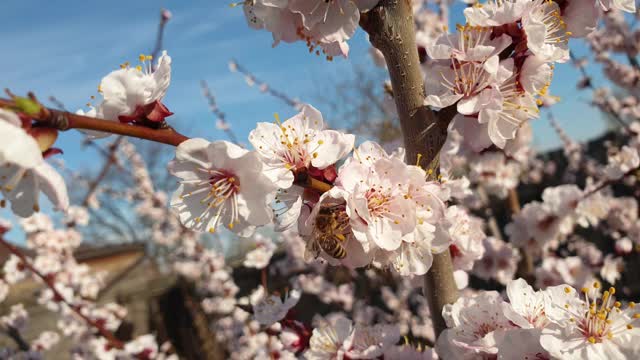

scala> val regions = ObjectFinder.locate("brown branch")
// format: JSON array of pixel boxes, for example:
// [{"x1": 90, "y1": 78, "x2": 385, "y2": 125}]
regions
[
  {"x1": 294, "y1": 171, "x2": 333, "y2": 193},
  {"x1": 0, "y1": 236, "x2": 124, "y2": 350},
  {"x1": 0, "y1": 97, "x2": 189, "y2": 147},
  {"x1": 82, "y1": 137, "x2": 125, "y2": 206},
  {"x1": 509, "y1": 188, "x2": 534, "y2": 283},
  {"x1": 477, "y1": 187, "x2": 504, "y2": 242},
  {"x1": 4, "y1": 326, "x2": 30, "y2": 351},
  {"x1": 360, "y1": 0, "x2": 458, "y2": 337}
]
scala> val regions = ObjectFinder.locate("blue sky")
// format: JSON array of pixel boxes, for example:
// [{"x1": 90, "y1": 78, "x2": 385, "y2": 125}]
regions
[{"x1": 0, "y1": 1, "x2": 611, "y2": 236}]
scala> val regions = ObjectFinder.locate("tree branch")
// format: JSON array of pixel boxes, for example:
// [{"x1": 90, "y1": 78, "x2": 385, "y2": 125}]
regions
[
  {"x1": 0, "y1": 236, "x2": 124, "y2": 350},
  {"x1": 360, "y1": 0, "x2": 458, "y2": 337},
  {"x1": 82, "y1": 137, "x2": 125, "y2": 206},
  {"x1": 4, "y1": 326, "x2": 30, "y2": 351},
  {"x1": 0, "y1": 97, "x2": 189, "y2": 147},
  {"x1": 509, "y1": 188, "x2": 534, "y2": 283}
]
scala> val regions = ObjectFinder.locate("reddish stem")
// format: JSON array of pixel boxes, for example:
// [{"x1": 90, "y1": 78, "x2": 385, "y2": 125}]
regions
[{"x1": 0, "y1": 98, "x2": 188, "y2": 147}]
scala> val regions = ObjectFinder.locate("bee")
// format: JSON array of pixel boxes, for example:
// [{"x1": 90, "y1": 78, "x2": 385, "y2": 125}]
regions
[{"x1": 305, "y1": 205, "x2": 349, "y2": 261}]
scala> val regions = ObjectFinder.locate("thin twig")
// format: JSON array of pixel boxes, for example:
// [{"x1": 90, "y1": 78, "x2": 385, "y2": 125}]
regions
[
  {"x1": 48, "y1": 96, "x2": 68, "y2": 112},
  {"x1": 569, "y1": 51, "x2": 631, "y2": 132},
  {"x1": 229, "y1": 59, "x2": 302, "y2": 109},
  {"x1": 151, "y1": 9, "x2": 171, "y2": 68},
  {"x1": 200, "y1": 80, "x2": 241, "y2": 145},
  {"x1": 82, "y1": 137, "x2": 125, "y2": 206}
]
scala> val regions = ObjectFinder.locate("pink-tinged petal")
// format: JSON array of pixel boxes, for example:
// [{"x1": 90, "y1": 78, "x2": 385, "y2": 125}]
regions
[
  {"x1": 173, "y1": 138, "x2": 213, "y2": 170},
  {"x1": 520, "y1": 55, "x2": 552, "y2": 94},
  {"x1": 304, "y1": 1, "x2": 359, "y2": 44},
  {"x1": 33, "y1": 162, "x2": 69, "y2": 212},
  {"x1": 321, "y1": 40, "x2": 350, "y2": 58},
  {"x1": 0, "y1": 121, "x2": 43, "y2": 169},
  {"x1": 0, "y1": 108, "x2": 22, "y2": 127},
  {"x1": 340, "y1": 238, "x2": 374, "y2": 269},
  {"x1": 457, "y1": 95, "x2": 481, "y2": 115},
  {"x1": 5, "y1": 169, "x2": 37, "y2": 217},
  {"x1": 150, "y1": 51, "x2": 172, "y2": 101},
  {"x1": 311, "y1": 131, "x2": 354, "y2": 169},
  {"x1": 274, "y1": 188, "x2": 304, "y2": 232},
  {"x1": 482, "y1": 55, "x2": 500, "y2": 76},
  {"x1": 286, "y1": 103, "x2": 325, "y2": 131},
  {"x1": 452, "y1": 114, "x2": 493, "y2": 152}
]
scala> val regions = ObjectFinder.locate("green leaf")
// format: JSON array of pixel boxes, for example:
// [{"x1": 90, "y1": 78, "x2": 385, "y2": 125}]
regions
[{"x1": 14, "y1": 97, "x2": 41, "y2": 116}]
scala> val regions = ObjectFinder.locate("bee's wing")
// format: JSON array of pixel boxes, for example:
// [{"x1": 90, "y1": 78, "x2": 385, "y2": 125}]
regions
[{"x1": 304, "y1": 238, "x2": 321, "y2": 262}]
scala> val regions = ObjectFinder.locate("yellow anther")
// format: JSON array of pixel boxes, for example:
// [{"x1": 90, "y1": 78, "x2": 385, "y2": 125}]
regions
[
  {"x1": 588, "y1": 337, "x2": 596, "y2": 344},
  {"x1": 317, "y1": 140, "x2": 324, "y2": 145},
  {"x1": 614, "y1": 301, "x2": 621, "y2": 308},
  {"x1": 135, "y1": 65, "x2": 142, "y2": 71},
  {"x1": 228, "y1": 222, "x2": 235, "y2": 229},
  {"x1": 139, "y1": 54, "x2": 146, "y2": 62},
  {"x1": 313, "y1": 152, "x2": 318, "y2": 158},
  {"x1": 564, "y1": 287, "x2": 572, "y2": 294},
  {"x1": 208, "y1": 227, "x2": 215, "y2": 233},
  {"x1": 628, "y1": 324, "x2": 634, "y2": 330},
  {"x1": 593, "y1": 281, "x2": 601, "y2": 289}
]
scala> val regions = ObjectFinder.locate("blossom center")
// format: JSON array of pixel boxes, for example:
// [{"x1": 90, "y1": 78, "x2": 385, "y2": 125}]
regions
[
  {"x1": 179, "y1": 168, "x2": 240, "y2": 233},
  {"x1": 442, "y1": 61, "x2": 492, "y2": 99},
  {"x1": 364, "y1": 188, "x2": 394, "y2": 221},
  {"x1": 274, "y1": 117, "x2": 323, "y2": 172},
  {"x1": 531, "y1": 2, "x2": 570, "y2": 46},
  {"x1": 473, "y1": 323, "x2": 497, "y2": 338},
  {"x1": 564, "y1": 285, "x2": 639, "y2": 345}
]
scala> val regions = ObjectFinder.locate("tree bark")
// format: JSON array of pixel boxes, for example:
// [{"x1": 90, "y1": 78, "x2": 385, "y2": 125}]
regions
[{"x1": 360, "y1": 0, "x2": 457, "y2": 337}]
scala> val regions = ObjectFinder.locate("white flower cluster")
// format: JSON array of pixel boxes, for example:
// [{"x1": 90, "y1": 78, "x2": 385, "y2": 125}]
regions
[
  {"x1": 506, "y1": 184, "x2": 610, "y2": 255},
  {"x1": 437, "y1": 278, "x2": 640, "y2": 360},
  {"x1": 424, "y1": 0, "x2": 635, "y2": 153},
  {"x1": 169, "y1": 105, "x2": 465, "y2": 277},
  {"x1": 242, "y1": 0, "x2": 380, "y2": 58}
]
